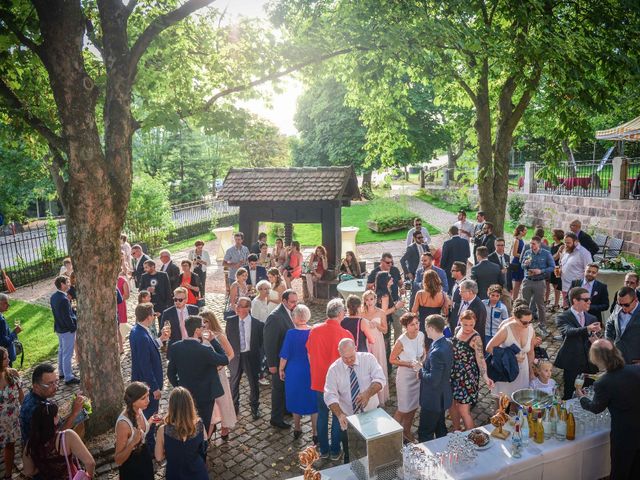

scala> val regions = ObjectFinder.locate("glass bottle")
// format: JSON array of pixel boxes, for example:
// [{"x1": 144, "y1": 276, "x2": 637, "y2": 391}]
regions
[
  {"x1": 542, "y1": 407, "x2": 553, "y2": 439},
  {"x1": 534, "y1": 411, "x2": 545, "y2": 444},
  {"x1": 527, "y1": 406, "x2": 535, "y2": 437},
  {"x1": 566, "y1": 406, "x2": 576, "y2": 441},
  {"x1": 555, "y1": 407, "x2": 567, "y2": 441},
  {"x1": 549, "y1": 405, "x2": 557, "y2": 436},
  {"x1": 511, "y1": 424, "x2": 523, "y2": 458},
  {"x1": 521, "y1": 410, "x2": 530, "y2": 446}
]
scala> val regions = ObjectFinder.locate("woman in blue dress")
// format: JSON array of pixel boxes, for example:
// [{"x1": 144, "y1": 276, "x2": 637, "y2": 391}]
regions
[
  {"x1": 510, "y1": 224, "x2": 527, "y2": 300},
  {"x1": 155, "y1": 387, "x2": 208, "y2": 480},
  {"x1": 279, "y1": 304, "x2": 318, "y2": 443}
]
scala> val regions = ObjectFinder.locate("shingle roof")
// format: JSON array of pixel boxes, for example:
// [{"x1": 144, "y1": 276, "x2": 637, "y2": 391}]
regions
[{"x1": 219, "y1": 166, "x2": 360, "y2": 204}]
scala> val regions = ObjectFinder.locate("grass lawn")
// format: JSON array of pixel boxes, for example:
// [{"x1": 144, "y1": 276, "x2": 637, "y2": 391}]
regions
[
  {"x1": 414, "y1": 190, "x2": 477, "y2": 216},
  {"x1": 3, "y1": 300, "x2": 57, "y2": 371},
  {"x1": 160, "y1": 231, "x2": 216, "y2": 253}
]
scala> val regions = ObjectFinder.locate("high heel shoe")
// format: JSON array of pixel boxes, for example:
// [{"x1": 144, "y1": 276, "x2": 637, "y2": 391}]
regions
[
  {"x1": 220, "y1": 427, "x2": 230, "y2": 441},
  {"x1": 293, "y1": 429, "x2": 302, "y2": 440}
]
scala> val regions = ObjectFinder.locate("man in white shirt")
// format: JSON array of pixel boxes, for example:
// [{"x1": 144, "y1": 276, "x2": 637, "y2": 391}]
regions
[
  {"x1": 324, "y1": 338, "x2": 386, "y2": 463},
  {"x1": 406, "y1": 218, "x2": 431, "y2": 247},
  {"x1": 560, "y1": 232, "x2": 593, "y2": 306},
  {"x1": 453, "y1": 210, "x2": 474, "y2": 241},
  {"x1": 223, "y1": 232, "x2": 250, "y2": 282}
]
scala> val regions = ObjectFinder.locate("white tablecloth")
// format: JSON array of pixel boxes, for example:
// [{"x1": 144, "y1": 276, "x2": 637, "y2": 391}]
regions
[
  {"x1": 291, "y1": 423, "x2": 610, "y2": 480},
  {"x1": 337, "y1": 279, "x2": 367, "y2": 300}
]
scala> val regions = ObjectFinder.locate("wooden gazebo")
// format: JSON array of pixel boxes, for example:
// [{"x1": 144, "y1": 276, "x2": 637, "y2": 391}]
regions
[{"x1": 218, "y1": 166, "x2": 360, "y2": 268}]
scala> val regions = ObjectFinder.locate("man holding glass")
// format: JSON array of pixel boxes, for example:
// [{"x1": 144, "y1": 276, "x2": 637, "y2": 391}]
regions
[{"x1": 0, "y1": 294, "x2": 21, "y2": 367}]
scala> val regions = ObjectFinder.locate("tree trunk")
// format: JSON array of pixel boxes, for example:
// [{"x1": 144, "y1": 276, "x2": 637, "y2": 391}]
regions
[
  {"x1": 361, "y1": 170, "x2": 372, "y2": 190},
  {"x1": 419, "y1": 168, "x2": 425, "y2": 188},
  {"x1": 404, "y1": 165, "x2": 409, "y2": 181},
  {"x1": 475, "y1": 67, "x2": 497, "y2": 232}
]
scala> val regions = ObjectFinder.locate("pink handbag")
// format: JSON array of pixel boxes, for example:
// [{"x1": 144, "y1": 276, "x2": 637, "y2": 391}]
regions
[{"x1": 61, "y1": 430, "x2": 91, "y2": 480}]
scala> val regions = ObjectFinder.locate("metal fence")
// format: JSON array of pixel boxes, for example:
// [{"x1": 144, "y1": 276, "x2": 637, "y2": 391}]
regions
[{"x1": 0, "y1": 199, "x2": 238, "y2": 291}]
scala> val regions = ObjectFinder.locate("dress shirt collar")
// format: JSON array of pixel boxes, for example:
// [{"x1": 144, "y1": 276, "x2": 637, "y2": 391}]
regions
[
  {"x1": 240, "y1": 314, "x2": 251, "y2": 323},
  {"x1": 431, "y1": 334, "x2": 445, "y2": 345},
  {"x1": 570, "y1": 307, "x2": 584, "y2": 322},
  {"x1": 56, "y1": 289, "x2": 67, "y2": 296}
]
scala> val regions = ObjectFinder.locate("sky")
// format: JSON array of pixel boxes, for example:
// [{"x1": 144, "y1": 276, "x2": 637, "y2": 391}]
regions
[{"x1": 220, "y1": 0, "x2": 303, "y2": 136}]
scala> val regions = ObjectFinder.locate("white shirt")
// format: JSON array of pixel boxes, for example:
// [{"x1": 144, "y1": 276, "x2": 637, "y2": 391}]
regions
[
  {"x1": 406, "y1": 227, "x2": 431, "y2": 247},
  {"x1": 251, "y1": 297, "x2": 275, "y2": 323},
  {"x1": 188, "y1": 250, "x2": 211, "y2": 272},
  {"x1": 324, "y1": 352, "x2": 387, "y2": 416},
  {"x1": 529, "y1": 377, "x2": 557, "y2": 396},
  {"x1": 249, "y1": 268, "x2": 257, "y2": 286},
  {"x1": 239, "y1": 314, "x2": 252, "y2": 352},
  {"x1": 454, "y1": 220, "x2": 474, "y2": 240},
  {"x1": 560, "y1": 244, "x2": 592, "y2": 292}
]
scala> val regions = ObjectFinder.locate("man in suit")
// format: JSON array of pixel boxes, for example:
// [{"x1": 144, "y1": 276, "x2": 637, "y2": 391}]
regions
[
  {"x1": 471, "y1": 211, "x2": 486, "y2": 253},
  {"x1": 161, "y1": 287, "x2": 199, "y2": 353},
  {"x1": 480, "y1": 222, "x2": 497, "y2": 255},
  {"x1": 418, "y1": 314, "x2": 453, "y2": 442},
  {"x1": 441, "y1": 226, "x2": 471, "y2": 291},
  {"x1": 0, "y1": 294, "x2": 21, "y2": 367},
  {"x1": 50, "y1": 276, "x2": 79, "y2": 385},
  {"x1": 158, "y1": 249, "x2": 181, "y2": 291},
  {"x1": 569, "y1": 219, "x2": 599, "y2": 259},
  {"x1": 168, "y1": 315, "x2": 229, "y2": 428},
  {"x1": 139, "y1": 260, "x2": 172, "y2": 322},
  {"x1": 264, "y1": 289, "x2": 297, "y2": 428},
  {"x1": 488, "y1": 237, "x2": 511, "y2": 291},
  {"x1": 226, "y1": 297, "x2": 263, "y2": 420},
  {"x1": 400, "y1": 230, "x2": 430, "y2": 281},
  {"x1": 578, "y1": 339, "x2": 640, "y2": 480},
  {"x1": 130, "y1": 303, "x2": 169, "y2": 449},
  {"x1": 606, "y1": 286, "x2": 640, "y2": 364},
  {"x1": 458, "y1": 280, "x2": 488, "y2": 348},
  {"x1": 570, "y1": 263, "x2": 610, "y2": 323},
  {"x1": 554, "y1": 287, "x2": 601, "y2": 399},
  {"x1": 411, "y1": 252, "x2": 448, "y2": 308},
  {"x1": 131, "y1": 244, "x2": 150, "y2": 288},
  {"x1": 406, "y1": 217, "x2": 431, "y2": 247},
  {"x1": 470, "y1": 246, "x2": 503, "y2": 300},
  {"x1": 250, "y1": 232, "x2": 268, "y2": 255},
  {"x1": 610, "y1": 272, "x2": 640, "y2": 313},
  {"x1": 447, "y1": 261, "x2": 467, "y2": 331},
  {"x1": 246, "y1": 254, "x2": 268, "y2": 290}
]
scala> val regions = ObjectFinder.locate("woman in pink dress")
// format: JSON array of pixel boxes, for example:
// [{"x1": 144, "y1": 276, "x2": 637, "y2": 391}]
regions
[
  {"x1": 117, "y1": 267, "x2": 130, "y2": 355},
  {"x1": 283, "y1": 241, "x2": 303, "y2": 289}
]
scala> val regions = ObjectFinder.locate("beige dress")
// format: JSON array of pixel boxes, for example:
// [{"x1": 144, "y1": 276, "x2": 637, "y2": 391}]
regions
[
  {"x1": 363, "y1": 316, "x2": 390, "y2": 404},
  {"x1": 210, "y1": 334, "x2": 237, "y2": 429}
]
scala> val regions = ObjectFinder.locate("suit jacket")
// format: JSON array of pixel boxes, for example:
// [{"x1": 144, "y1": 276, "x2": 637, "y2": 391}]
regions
[
  {"x1": 467, "y1": 296, "x2": 487, "y2": 347},
  {"x1": 133, "y1": 254, "x2": 150, "y2": 288},
  {"x1": 160, "y1": 261, "x2": 181, "y2": 292},
  {"x1": 400, "y1": 243, "x2": 429, "y2": 278},
  {"x1": 249, "y1": 241, "x2": 262, "y2": 255},
  {"x1": 448, "y1": 280, "x2": 463, "y2": 329},
  {"x1": 606, "y1": 306, "x2": 640, "y2": 364},
  {"x1": 488, "y1": 251, "x2": 511, "y2": 289},
  {"x1": 610, "y1": 288, "x2": 640, "y2": 313},
  {"x1": 441, "y1": 236, "x2": 470, "y2": 288},
  {"x1": 570, "y1": 279, "x2": 610, "y2": 322},
  {"x1": 139, "y1": 271, "x2": 172, "y2": 313},
  {"x1": 129, "y1": 323, "x2": 164, "y2": 392},
  {"x1": 263, "y1": 303, "x2": 294, "y2": 369},
  {"x1": 578, "y1": 231, "x2": 599, "y2": 259},
  {"x1": 246, "y1": 266, "x2": 268, "y2": 287},
  {"x1": 554, "y1": 309, "x2": 599, "y2": 373},
  {"x1": 50, "y1": 291, "x2": 77, "y2": 334},
  {"x1": 225, "y1": 314, "x2": 264, "y2": 367},
  {"x1": 419, "y1": 336, "x2": 453, "y2": 412},
  {"x1": 580, "y1": 365, "x2": 640, "y2": 449},
  {"x1": 0, "y1": 313, "x2": 17, "y2": 363},
  {"x1": 470, "y1": 260, "x2": 503, "y2": 300},
  {"x1": 162, "y1": 305, "x2": 200, "y2": 350},
  {"x1": 481, "y1": 233, "x2": 497, "y2": 255},
  {"x1": 167, "y1": 338, "x2": 229, "y2": 402}
]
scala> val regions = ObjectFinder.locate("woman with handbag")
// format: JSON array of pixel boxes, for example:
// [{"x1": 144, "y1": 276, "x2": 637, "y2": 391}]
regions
[
  {"x1": 23, "y1": 402, "x2": 95, "y2": 480},
  {"x1": 114, "y1": 382, "x2": 155, "y2": 479}
]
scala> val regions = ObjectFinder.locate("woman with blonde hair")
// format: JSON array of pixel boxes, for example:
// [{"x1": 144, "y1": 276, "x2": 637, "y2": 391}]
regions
[
  {"x1": 361, "y1": 289, "x2": 390, "y2": 404},
  {"x1": 200, "y1": 310, "x2": 236, "y2": 441},
  {"x1": 267, "y1": 267, "x2": 286, "y2": 306},
  {"x1": 155, "y1": 387, "x2": 207, "y2": 480}
]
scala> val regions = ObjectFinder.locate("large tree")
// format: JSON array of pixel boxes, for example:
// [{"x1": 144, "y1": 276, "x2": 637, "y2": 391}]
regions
[
  {"x1": 273, "y1": 0, "x2": 640, "y2": 234},
  {"x1": 0, "y1": 0, "x2": 332, "y2": 433}
]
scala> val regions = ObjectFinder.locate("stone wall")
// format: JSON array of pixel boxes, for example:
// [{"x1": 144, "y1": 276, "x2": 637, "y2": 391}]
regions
[{"x1": 519, "y1": 193, "x2": 640, "y2": 255}]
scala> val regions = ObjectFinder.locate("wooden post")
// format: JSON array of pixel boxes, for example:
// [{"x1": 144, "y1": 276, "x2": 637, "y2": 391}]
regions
[
  {"x1": 322, "y1": 204, "x2": 342, "y2": 270},
  {"x1": 284, "y1": 223, "x2": 293, "y2": 246},
  {"x1": 238, "y1": 208, "x2": 258, "y2": 248}
]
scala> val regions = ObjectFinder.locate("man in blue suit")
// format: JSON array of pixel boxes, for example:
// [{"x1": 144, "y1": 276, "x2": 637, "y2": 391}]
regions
[
  {"x1": 418, "y1": 314, "x2": 453, "y2": 442},
  {"x1": 130, "y1": 302, "x2": 169, "y2": 450},
  {"x1": 441, "y1": 226, "x2": 471, "y2": 294},
  {"x1": 50, "y1": 276, "x2": 79, "y2": 385},
  {"x1": 0, "y1": 294, "x2": 21, "y2": 367},
  {"x1": 246, "y1": 254, "x2": 268, "y2": 290},
  {"x1": 570, "y1": 263, "x2": 610, "y2": 323}
]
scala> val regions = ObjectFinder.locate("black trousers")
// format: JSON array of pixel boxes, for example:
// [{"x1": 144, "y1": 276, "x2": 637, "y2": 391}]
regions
[
  {"x1": 194, "y1": 397, "x2": 214, "y2": 430},
  {"x1": 418, "y1": 409, "x2": 447, "y2": 442},
  {"x1": 611, "y1": 445, "x2": 640, "y2": 480},
  {"x1": 270, "y1": 371, "x2": 286, "y2": 423},
  {"x1": 562, "y1": 368, "x2": 593, "y2": 401},
  {"x1": 230, "y1": 352, "x2": 260, "y2": 413},
  {"x1": 194, "y1": 266, "x2": 206, "y2": 298}
]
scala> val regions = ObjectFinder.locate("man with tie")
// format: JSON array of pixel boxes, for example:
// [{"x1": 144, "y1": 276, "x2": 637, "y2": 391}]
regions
[
  {"x1": 448, "y1": 261, "x2": 467, "y2": 331},
  {"x1": 131, "y1": 244, "x2": 150, "y2": 288},
  {"x1": 570, "y1": 263, "x2": 610, "y2": 323},
  {"x1": 418, "y1": 314, "x2": 453, "y2": 442},
  {"x1": 554, "y1": 287, "x2": 601, "y2": 399},
  {"x1": 158, "y1": 249, "x2": 181, "y2": 291},
  {"x1": 400, "y1": 231, "x2": 430, "y2": 281},
  {"x1": 161, "y1": 287, "x2": 199, "y2": 354},
  {"x1": 226, "y1": 297, "x2": 263, "y2": 420},
  {"x1": 457, "y1": 280, "x2": 487, "y2": 347},
  {"x1": 264, "y1": 289, "x2": 298, "y2": 429},
  {"x1": 324, "y1": 338, "x2": 385, "y2": 463},
  {"x1": 606, "y1": 286, "x2": 640, "y2": 364}
]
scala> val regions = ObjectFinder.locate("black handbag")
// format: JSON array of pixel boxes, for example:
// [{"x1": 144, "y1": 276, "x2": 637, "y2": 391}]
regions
[{"x1": 13, "y1": 340, "x2": 24, "y2": 368}]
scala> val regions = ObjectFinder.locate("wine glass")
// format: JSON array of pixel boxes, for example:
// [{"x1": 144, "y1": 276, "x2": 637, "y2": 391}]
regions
[{"x1": 574, "y1": 373, "x2": 585, "y2": 391}]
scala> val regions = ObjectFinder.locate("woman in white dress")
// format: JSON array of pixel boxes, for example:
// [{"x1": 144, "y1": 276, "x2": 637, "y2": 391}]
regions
[
  {"x1": 360, "y1": 290, "x2": 390, "y2": 404},
  {"x1": 201, "y1": 310, "x2": 237, "y2": 441},
  {"x1": 267, "y1": 267, "x2": 286, "y2": 307},
  {"x1": 486, "y1": 304, "x2": 535, "y2": 399},
  {"x1": 389, "y1": 312, "x2": 425, "y2": 442}
]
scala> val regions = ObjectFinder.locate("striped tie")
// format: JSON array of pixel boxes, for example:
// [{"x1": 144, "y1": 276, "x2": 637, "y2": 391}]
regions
[{"x1": 349, "y1": 365, "x2": 361, "y2": 414}]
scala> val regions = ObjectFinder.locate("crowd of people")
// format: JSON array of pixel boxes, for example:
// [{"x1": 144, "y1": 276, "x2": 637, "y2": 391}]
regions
[{"x1": 0, "y1": 209, "x2": 638, "y2": 479}]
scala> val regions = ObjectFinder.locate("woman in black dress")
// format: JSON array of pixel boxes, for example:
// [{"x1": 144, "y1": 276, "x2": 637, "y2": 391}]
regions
[{"x1": 549, "y1": 229, "x2": 564, "y2": 312}]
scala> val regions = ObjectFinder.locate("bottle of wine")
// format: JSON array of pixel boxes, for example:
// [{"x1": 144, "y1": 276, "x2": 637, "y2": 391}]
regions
[
  {"x1": 556, "y1": 407, "x2": 567, "y2": 441},
  {"x1": 534, "y1": 411, "x2": 545, "y2": 444},
  {"x1": 542, "y1": 407, "x2": 553, "y2": 439},
  {"x1": 549, "y1": 404, "x2": 557, "y2": 436},
  {"x1": 566, "y1": 406, "x2": 576, "y2": 441},
  {"x1": 511, "y1": 424, "x2": 523, "y2": 458},
  {"x1": 527, "y1": 406, "x2": 535, "y2": 437}
]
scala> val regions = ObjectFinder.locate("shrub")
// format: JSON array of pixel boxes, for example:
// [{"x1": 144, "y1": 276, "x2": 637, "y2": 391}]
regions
[
  {"x1": 125, "y1": 174, "x2": 174, "y2": 251},
  {"x1": 367, "y1": 198, "x2": 415, "y2": 232},
  {"x1": 507, "y1": 195, "x2": 526, "y2": 223}
]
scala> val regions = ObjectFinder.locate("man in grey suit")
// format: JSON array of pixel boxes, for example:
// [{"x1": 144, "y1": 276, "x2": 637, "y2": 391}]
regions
[
  {"x1": 606, "y1": 286, "x2": 640, "y2": 364},
  {"x1": 263, "y1": 289, "x2": 297, "y2": 428},
  {"x1": 470, "y1": 246, "x2": 503, "y2": 300}
]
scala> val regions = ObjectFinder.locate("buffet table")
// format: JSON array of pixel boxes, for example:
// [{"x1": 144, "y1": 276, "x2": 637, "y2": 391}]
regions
[
  {"x1": 337, "y1": 279, "x2": 367, "y2": 300},
  {"x1": 292, "y1": 414, "x2": 611, "y2": 480}
]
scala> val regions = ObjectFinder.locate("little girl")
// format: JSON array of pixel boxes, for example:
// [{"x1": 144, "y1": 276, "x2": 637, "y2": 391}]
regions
[{"x1": 529, "y1": 359, "x2": 557, "y2": 395}]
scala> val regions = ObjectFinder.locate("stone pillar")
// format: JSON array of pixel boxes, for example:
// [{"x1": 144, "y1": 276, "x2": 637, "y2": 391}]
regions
[
  {"x1": 524, "y1": 162, "x2": 537, "y2": 194},
  {"x1": 610, "y1": 156, "x2": 629, "y2": 199}
]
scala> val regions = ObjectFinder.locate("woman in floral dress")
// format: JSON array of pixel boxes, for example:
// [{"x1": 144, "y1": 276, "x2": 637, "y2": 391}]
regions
[
  {"x1": 449, "y1": 311, "x2": 493, "y2": 431},
  {"x1": 0, "y1": 346, "x2": 23, "y2": 479}
]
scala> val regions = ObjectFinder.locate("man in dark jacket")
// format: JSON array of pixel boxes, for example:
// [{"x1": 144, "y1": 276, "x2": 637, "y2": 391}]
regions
[
  {"x1": 441, "y1": 226, "x2": 471, "y2": 291},
  {"x1": 50, "y1": 276, "x2": 79, "y2": 385},
  {"x1": 570, "y1": 219, "x2": 599, "y2": 259},
  {"x1": 480, "y1": 222, "x2": 497, "y2": 255},
  {"x1": 610, "y1": 272, "x2": 640, "y2": 313},
  {"x1": 458, "y1": 280, "x2": 488, "y2": 348},
  {"x1": 139, "y1": 260, "x2": 172, "y2": 319},
  {"x1": 168, "y1": 315, "x2": 229, "y2": 428},
  {"x1": 158, "y1": 249, "x2": 181, "y2": 292},
  {"x1": 0, "y1": 294, "x2": 21, "y2": 367},
  {"x1": 470, "y1": 246, "x2": 503, "y2": 300},
  {"x1": 570, "y1": 263, "x2": 610, "y2": 323},
  {"x1": 400, "y1": 230, "x2": 430, "y2": 280},
  {"x1": 554, "y1": 287, "x2": 601, "y2": 399},
  {"x1": 606, "y1": 286, "x2": 640, "y2": 364},
  {"x1": 131, "y1": 244, "x2": 150, "y2": 288}
]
